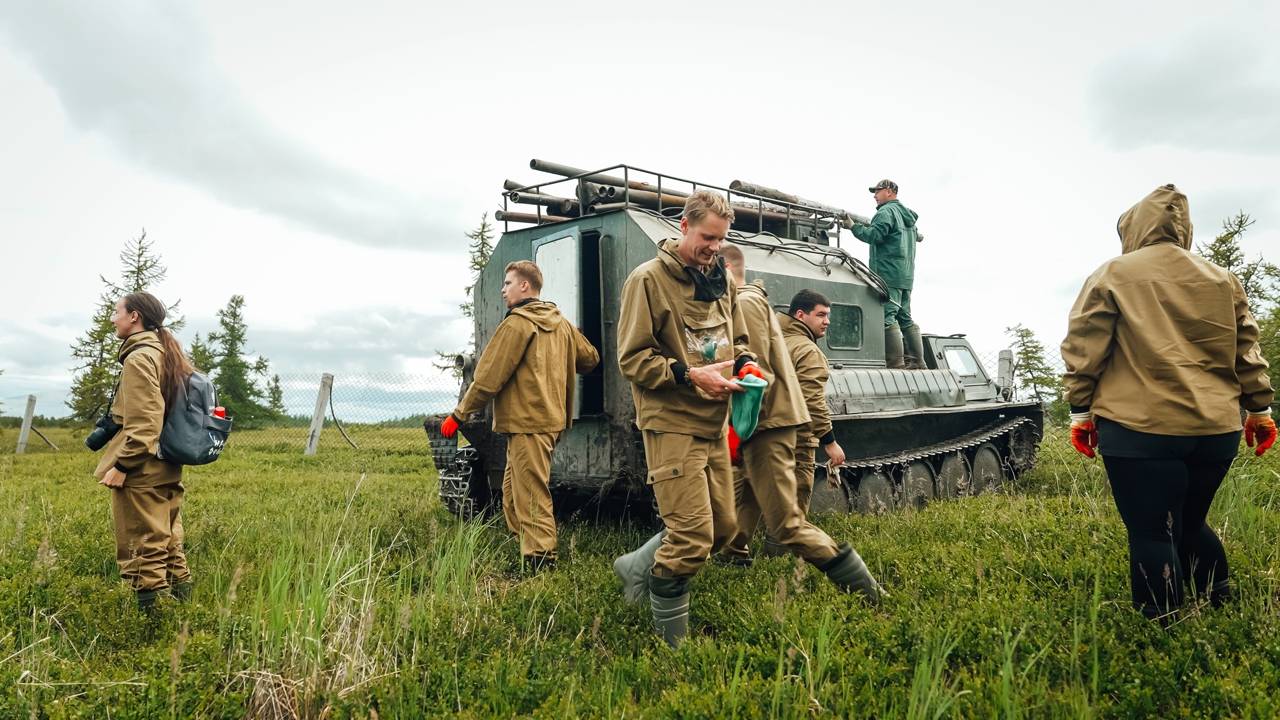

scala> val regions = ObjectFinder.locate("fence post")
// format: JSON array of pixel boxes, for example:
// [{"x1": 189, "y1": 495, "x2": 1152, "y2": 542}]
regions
[
  {"x1": 304, "y1": 373, "x2": 333, "y2": 456},
  {"x1": 15, "y1": 395, "x2": 36, "y2": 454}
]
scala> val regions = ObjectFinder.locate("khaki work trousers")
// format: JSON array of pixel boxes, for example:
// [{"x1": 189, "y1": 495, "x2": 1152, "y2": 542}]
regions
[
  {"x1": 794, "y1": 440, "x2": 817, "y2": 516},
  {"x1": 726, "y1": 425, "x2": 840, "y2": 564},
  {"x1": 501, "y1": 432, "x2": 560, "y2": 558},
  {"x1": 642, "y1": 430, "x2": 737, "y2": 577},
  {"x1": 111, "y1": 482, "x2": 191, "y2": 592}
]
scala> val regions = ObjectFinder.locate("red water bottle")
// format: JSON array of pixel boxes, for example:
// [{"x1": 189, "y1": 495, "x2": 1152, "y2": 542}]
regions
[{"x1": 213, "y1": 406, "x2": 227, "y2": 418}]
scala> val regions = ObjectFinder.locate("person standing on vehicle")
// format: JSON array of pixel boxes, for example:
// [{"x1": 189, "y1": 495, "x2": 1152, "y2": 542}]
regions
[
  {"x1": 93, "y1": 292, "x2": 195, "y2": 613},
  {"x1": 441, "y1": 260, "x2": 600, "y2": 572},
  {"x1": 610, "y1": 190, "x2": 757, "y2": 648},
  {"x1": 1061, "y1": 184, "x2": 1275, "y2": 621},
  {"x1": 718, "y1": 245, "x2": 884, "y2": 602},
  {"x1": 850, "y1": 179, "x2": 924, "y2": 370}
]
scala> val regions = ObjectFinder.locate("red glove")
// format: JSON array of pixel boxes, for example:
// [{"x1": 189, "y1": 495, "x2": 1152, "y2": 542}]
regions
[
  {"x1": 737, "y1": 362, "x2": 765, "y2": 381},
  {"x1": 727, "y1": 425, "x2": 742, "y2": 465},
  {"x1": 1070, "y1": 419, "x2": 1097, "y2": 459},
  {"x1": 440, "y1": 415, "x2": 460, "y2": 439},
  {"x1": 1245, "y1": 413, "x2": 1276, "y2": 457}
]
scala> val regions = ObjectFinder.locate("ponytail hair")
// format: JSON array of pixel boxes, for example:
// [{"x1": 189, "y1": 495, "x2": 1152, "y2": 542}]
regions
[{"x1": 121, "y1": 291, "x2": 196, "y2": 410}]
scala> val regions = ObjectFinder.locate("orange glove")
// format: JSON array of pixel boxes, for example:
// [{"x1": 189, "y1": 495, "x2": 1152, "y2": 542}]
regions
[
  {"x1": 1244, "y1": 412, "x2": 1276, "y2": 457},
  {"x1": 440, "y1": 414, "x2": 460, "y2": 439},
  {"x1": 727, "y1": 425, "x2": 742, "y2": 465},
  {"x1": 737, "y1": 362, "x2": 765, "y2": 381},
  {"x1": 1069, "y1": 413, "x2": 1097, "y2": 459}
]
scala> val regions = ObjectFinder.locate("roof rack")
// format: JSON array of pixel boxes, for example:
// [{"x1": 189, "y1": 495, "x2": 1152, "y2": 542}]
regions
[{"x1": 498, "y1": 160, "x2": 871, "y2": 245}]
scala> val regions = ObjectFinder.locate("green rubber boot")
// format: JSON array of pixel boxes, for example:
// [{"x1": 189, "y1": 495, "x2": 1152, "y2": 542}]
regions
[
  {"x1": 817, "y1": 544, "x2": 887, "y2": 604},
  {"x1": 171, "y1": 580, "x2": 193, "y2": 603},
  {"x1": 884, "y1": 326, "x2": 906, "y2": 369},
  {"x1": 649, "y1": 574, "x2": 690, "y2": 648},
  {"x1": 902, "y1": 323, "x2": 927, "y2": 370},
  {"x1": 614, "y1": 531, "x2": 665, "y2": 604}
]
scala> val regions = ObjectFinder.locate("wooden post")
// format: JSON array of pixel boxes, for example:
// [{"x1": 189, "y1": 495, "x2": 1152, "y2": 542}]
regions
[
  {"x1": 304, "y1": 373, "x2": 333, "y2": 456},
  {"x1": 15, "y1": 395, "x2": 36, "y2": 454}
]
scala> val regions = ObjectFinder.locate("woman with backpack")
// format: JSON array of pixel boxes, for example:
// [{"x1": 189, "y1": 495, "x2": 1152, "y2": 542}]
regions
[{"x1": 93, "y1": 291, "x2": 196, "y2": 612}]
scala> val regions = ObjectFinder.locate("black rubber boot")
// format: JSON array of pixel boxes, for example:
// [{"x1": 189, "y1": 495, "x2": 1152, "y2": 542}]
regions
[
  {"x1": 884, "y1": 326, "x2": 906, "y2": 369},
  {"x1": 760, "y1": 537, "x2": 788, "y2": 558},
  {"x1": 137, "y1": 589, "x2": 161, "y2": 614},
  {"x1": 648, "y1": 574, "x2": 691, "y2": 648},
  {"x1": 901, "y1": 324, "x2": 926, "y2": 370},
  {"x1": 524, "y1": 553, "x2": 557, "y2": 575},
  {"x1": 171, "y1": 580, "x2": 193, "y2": 603},
  {"x1": 614, "y1": 531, "x2": 665, "y2": 604},
  {"x1": 816, "y1": 544, "x2": 886, "y2": 604}
]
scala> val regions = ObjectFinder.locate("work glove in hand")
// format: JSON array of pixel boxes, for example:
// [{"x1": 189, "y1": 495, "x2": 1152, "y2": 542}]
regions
[
  {"x1": 440, "y1": 415, "x2": 461, "y2": 439},
  {"x1": 737, "y1": 362, "x2": 765, "y2": 381},
  {"x1": 1244, "y1": 411, "x2": 1276, "y2": 457},
  {"x1": 728, "y1": 425, "x2": 742, "y2": 465},
  {"x1": 1069, "y1": 412, "x2": 1097, "y2": 459}
]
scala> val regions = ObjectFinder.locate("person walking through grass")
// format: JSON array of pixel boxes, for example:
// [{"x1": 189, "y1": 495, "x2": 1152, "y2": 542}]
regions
[{"x1": 1061, "y1": 184, "x2": 1276, "y2": 622}]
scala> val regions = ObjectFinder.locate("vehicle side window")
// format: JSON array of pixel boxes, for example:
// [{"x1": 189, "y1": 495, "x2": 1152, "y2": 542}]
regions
[
  {"x1": 943, "y1": 346, "x2": 981, "y2": 377},
  {"x1": 827, "y1": 304, "x2": 862, "y2": 349}
]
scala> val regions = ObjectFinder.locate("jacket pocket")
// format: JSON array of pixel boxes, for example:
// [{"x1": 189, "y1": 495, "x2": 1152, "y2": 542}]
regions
[{"x1": 680, "y1": 302, "x2": 732, "y2": 368}]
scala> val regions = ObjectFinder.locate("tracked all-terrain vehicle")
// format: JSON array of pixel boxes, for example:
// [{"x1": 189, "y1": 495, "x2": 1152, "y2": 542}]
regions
[{"x1": 425, "y1": 161, "x2": 1043, "y2": 518}]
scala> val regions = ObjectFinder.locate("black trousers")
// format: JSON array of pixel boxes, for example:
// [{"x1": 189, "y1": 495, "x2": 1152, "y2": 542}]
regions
[{"x1": 1097, "y1": 418, "x2": 1240, "y2": 619}]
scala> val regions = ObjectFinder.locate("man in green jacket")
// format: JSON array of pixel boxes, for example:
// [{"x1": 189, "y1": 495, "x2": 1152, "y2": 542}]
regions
[{"x1": 850, "y1": 179, "x2": 924, "y2": 369}]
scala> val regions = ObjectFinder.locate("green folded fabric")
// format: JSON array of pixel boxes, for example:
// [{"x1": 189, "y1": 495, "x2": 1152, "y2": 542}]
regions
[{"x1": 730, "y1": 375, "x2": 768, "y2": 441}]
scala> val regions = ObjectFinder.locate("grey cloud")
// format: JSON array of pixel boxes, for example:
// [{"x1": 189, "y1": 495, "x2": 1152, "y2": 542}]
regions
[
  {"x1": 1088, "y1": 29, "x2": 1280, "y2": 155},
  {"x1": 199, "y1": 305, "x2": 472, "y2": 377},
  {"x1": 0, "y1": 1, "x2": 455, "y2": 249}
]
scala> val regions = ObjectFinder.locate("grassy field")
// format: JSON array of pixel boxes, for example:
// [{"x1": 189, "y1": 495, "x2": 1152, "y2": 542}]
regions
[{"x1": 0, "y1": 425, "x2": 1278, "y2": 718}]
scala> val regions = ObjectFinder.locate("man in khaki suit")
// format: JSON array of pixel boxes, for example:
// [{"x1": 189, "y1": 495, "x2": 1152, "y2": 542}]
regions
[
  {"x1": 718, "y1": 245, "x2": 884, "y2": 604},
  {"x1": 442, "y1": 260, "x2": 599, "y2": 572}
]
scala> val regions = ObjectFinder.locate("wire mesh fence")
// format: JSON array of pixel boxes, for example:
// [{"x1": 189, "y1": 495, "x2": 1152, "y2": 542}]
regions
[{"x1": 3, "y1": 352, "x2": 1072, "y2": 459}]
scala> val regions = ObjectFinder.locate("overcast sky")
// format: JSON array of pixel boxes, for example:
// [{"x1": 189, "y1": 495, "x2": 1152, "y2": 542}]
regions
[{"x1": 2, "y1": 0, "x2": 1277, "y2": 416}]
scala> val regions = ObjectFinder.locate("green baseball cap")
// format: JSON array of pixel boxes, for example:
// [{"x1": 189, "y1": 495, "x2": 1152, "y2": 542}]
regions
[{"x1": 868, "y1": 179, "x2": 898, "y2": 194}]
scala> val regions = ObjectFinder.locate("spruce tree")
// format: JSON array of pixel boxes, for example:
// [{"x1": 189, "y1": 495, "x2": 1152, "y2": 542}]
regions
[
  {"x1": 1005, "y1": 324, "x2": 1060, "y2": 403},
  {"x1": 207, "y1": 295, "x2": 272, "y2": 426},
  {"x1": 1197, "y1": 212, "x2": 1280, "y2": 394},
  {"x1": 460, "y1": 213, "x2": 495, "y2": 320},
  {"x1": 67, "y1": 230, "x2": 180, "y2": 420},
  {"x1": 188, "y1": 333, "x2": 216, "y2": 375},
  {"x1": 436, "y1": 213, "x2": 496, "y2": 378},
  {"x1": 267, "y1": 374, "x2": 286, "y2": 417}
]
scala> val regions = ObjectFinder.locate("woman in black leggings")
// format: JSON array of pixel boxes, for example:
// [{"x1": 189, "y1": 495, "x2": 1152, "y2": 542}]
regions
[{"x1": 1060, "y1": 185, "x2": 1275, "y2": 621}]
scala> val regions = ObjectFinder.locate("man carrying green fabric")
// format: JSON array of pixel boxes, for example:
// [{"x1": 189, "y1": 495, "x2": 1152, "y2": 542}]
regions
[{"x1": 850, "y1": 179, "x2": 924, "y2": 370}]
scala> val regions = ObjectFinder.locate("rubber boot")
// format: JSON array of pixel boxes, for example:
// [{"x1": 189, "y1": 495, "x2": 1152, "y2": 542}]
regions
[
  {"x1": 901, "y1": 324, "x2": 926, "y2": 370},
  {"x1": 171, "y1": 580, "x2": 193, "y2": 603},
  {"x1": 614, "y1": 531, "x2": 665, "y2": 604},
  {"x1": 524, "y1": 552, "x2": 556, "y2": 575},
  {"x1": 884, "y1": 326, "x2": 906, "y2": 370},
  {"x1": 817, "y1": 544, "x2": 886, "y2": 604},
  {"x1": 760, "y1": 537, "x2": 788, "y2": 557},
  {"x1": 649, "y1": 574, "x2": 690, "y2": 648},
  {"x1": 137, "y1": 588, "x2": 161, "y2": 614}
]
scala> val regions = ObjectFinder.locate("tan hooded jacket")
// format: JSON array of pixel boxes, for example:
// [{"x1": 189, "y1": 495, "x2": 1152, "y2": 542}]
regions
[
  {"x1": 93, "y1": 331, "x2": 182, "y2": 487},
  {"x1": 618, "y1": 239, "x2": 753, "y2": 439},
  {"x1": 454, "y1": 300, "x2": 600, "y2": 434},
  {"x1": 737, "y1": 281, "x2": 810, "y2": 432},
  {"x1": 779, "y1": 312, "x2": 834, "y2": 448},
  {"x1": 1061, "y1": 184, "x2": 1274, "y2": 435}
]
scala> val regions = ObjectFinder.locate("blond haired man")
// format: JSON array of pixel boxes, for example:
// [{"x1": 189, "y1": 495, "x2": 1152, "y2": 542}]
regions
[
  {"x1": 612, "y1": 190, "x2": 759, "y2": 647},
  {"x1": 442, "y1": 260, "x2": 599, "y2": 572}
]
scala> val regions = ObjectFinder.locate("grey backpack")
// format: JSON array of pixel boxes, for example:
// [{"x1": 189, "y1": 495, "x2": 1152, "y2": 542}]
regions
[{"x1": 158, "y1": 372, "x2": 232, "y2": 465}]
